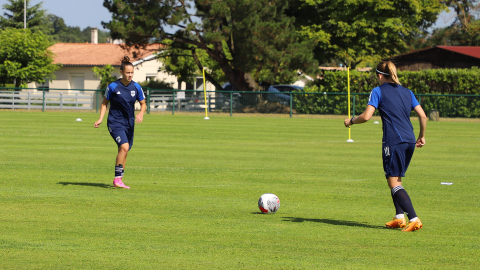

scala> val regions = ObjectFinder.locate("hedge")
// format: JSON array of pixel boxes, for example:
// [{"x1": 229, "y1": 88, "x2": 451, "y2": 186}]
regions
[{"x1": 294, "y1": 68, "x2": 480, "y2": 118}]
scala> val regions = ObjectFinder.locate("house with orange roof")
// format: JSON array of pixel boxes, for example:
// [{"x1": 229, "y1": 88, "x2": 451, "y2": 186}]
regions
[{"x1": 28, "y1": 29, "x2": 215, "y2": 94}]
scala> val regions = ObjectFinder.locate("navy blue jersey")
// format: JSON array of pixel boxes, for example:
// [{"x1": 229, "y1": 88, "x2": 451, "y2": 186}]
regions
[
  {"x1": 105, "y1": 80, "x2": 145, "y2": 128},
  {"x1": 367, "y1": 83, "x2": 420, "y2": 147}
]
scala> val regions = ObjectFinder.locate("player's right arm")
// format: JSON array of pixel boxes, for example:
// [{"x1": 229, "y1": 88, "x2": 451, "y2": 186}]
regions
[
  {"x1": 414, "y1": 105, "x2": 427, "y2": 148},
  {"x1": 94, "y1": 97, "x2": 109, "y2": 128}
]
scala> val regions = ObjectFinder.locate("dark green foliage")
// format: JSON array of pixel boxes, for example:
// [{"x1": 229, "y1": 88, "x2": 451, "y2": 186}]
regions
[
  {"x1": 288, "y1": 0, "x2": 445, "y2": 68},
  {"x1": 294, "y1": 68, "x2": 480, "y2": 118},
  {"x1": 0, "y1": 28, "x2": 60, "y2": 87},
  {"x1": 47, "y1": 15, "x2": 110, "y2": 43},
  {"x1": 139, "y1": 79, "x2": 174, "y2": 90},
  {"x1": 102, "y1": 0, "x2": 317, "y2": 91},
  {"x1": 0, "y1": 0, "x2": 48, "y2": 32}
]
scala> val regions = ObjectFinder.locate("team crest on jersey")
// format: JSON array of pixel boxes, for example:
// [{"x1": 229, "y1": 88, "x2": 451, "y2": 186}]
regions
[
  {"x1": 116, "y1": 136, "x2": 121, "y2": 143},
  {"x1": 131, "y1": 91, "x2": 135, "y2": 97}
]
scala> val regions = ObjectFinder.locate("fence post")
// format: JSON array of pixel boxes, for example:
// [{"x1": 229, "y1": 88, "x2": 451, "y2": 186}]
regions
[
  {"x1": 42, "y1": 88, "x2": 45, "y2": 112},
  {"x1": 208, "y1": 94, "x2": 211, "y2": 112},
  {"x1": 146, "y1": 87, "x2": 150, "y2": 114},
  {"x1": 60, "y1": 93, "x2": 63, "y2": 110},
  {"x1": 12, "y1": 91, "x2": 15, "y2": 110},
  {"x1": 28, "y1": 92, "x2": 31, "y2": 110},
  {"x1": 230, "y1": 92, "x2": 233, "y2": 117},
  {"x1": 290, "y1": 93, "x2": 293, "y2": 118},
  {"x1": 172, "y1": 90, "x2": 176, "y2": 115}
]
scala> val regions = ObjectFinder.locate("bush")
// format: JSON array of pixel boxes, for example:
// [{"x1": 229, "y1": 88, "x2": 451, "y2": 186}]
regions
[{"x1": 294, "y1": 68, "x2": 480, "y2": 118}]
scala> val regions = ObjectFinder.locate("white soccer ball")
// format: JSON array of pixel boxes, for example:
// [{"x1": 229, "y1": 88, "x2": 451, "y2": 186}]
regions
[{"x1": 258, "y1": 193, "x2": 280, "y2": 214}]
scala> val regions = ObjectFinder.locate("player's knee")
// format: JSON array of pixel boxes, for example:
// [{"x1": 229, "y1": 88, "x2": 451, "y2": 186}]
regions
[{"x1": 119, "y1": 143, "x2": 129, "y2": 153}]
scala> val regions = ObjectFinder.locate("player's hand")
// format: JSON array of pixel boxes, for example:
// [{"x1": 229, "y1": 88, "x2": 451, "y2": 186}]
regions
[
  {"x1": 94, "y1": 119, "x2": 102, "y2": 128},
  {"x1": 416, "y1": 137, "x2": 425, "y2": 148},
  {"x1": 344, "y1": 118, "x2": 352, "y2": 128},
  {"x1": 136, "y1": 113, "x2": 144, "y2": 124}
]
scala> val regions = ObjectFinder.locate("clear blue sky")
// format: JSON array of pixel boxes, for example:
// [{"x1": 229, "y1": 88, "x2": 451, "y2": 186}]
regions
[{"x1": 0, "y1": 0, "x2": 454, "y2": 31}]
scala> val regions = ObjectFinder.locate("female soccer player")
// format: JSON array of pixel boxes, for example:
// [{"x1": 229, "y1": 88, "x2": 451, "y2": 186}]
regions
[
  {"x1": 94, "y1": 56, "x2": 147, "y2": 189},
  {"x1": 344, "y1": 61, "x2": 427, "y2": 231}
]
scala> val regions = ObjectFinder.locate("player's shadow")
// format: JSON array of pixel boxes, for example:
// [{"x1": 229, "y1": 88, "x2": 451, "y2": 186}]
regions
[
  {"x1": 283, "y1": 217, "x2": 386, "y2": 229},
  {"x1": 57, "y1": 182, "x2": 113, "y2": 189}
]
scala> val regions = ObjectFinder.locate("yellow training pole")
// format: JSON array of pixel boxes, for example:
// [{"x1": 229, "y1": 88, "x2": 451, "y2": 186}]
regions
[
  {"x1": 203, "y1": 68, "x2": 209, "y2": 120},
  {"x1": 347, "y1": 66, "x2": 354, "y2": 142}
]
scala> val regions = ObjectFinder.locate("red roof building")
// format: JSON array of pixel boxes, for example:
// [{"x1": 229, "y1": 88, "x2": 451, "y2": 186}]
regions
[
  {"x1": 49, "y1": 43, "x2": 163, "y2": 67},
  {"x1": 388, "y1": 46, "x2": 480, "y2": 71}
]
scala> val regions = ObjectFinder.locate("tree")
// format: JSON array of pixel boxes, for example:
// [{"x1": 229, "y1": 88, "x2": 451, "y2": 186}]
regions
[
  {"x1": 102, "y1": 0, "x2": 318, "y2": 92},
  {"x1": 0, "y1": 0, "x2": 48, "y2": 32},
  {"x1": 423, "y1": 1, "x2": 480, "y2": 47},
  {"x1": 93, "y1": 64, "x2": 118, "y2": 90},
  {"x1": 47, "y1": 14, "x2": 111, "y2": 43},
  {"x1": 156, "y1": 39, "x2": 227, "y2": 90},
  {"x1": 287, "y1": 0, "x2": 445, "y2": 68},
  {"x1": 0, "y1": 28, "x2": 60, "y2": 87}
]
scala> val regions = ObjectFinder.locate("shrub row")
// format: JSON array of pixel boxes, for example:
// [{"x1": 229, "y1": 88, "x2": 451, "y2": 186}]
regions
[{"x1": 294, "y1": 68, "x2": 480, "y2": 118}]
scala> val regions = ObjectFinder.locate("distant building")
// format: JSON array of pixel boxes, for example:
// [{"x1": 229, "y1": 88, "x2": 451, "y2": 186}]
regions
[
  {"x1": 388, "y1": 46, "x2": 480, "y2": 71},
  {"x1": 27, "y1": 29, "x2": 214, "y2": 93}
]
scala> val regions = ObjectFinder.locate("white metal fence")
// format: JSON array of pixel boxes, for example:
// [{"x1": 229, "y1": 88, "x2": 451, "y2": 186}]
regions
[{"x1": 0, "y1": 91, "x2": 93, "y2": 110}]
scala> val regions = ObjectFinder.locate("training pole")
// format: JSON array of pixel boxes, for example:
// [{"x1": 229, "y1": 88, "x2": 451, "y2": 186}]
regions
[
  {"x1": 347, "y1": 66, "x2": 354, "y2": 142},
  {"x1": 203, "y1": 68, "x2": 209, "y2": 120}
]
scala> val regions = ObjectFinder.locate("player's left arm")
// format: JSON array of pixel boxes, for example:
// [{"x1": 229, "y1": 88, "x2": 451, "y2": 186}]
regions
[
  {"x1": 136, "y1": 99, "x2": 146, "y2": 124},
  {"x1": 135, "y1": 84, "x2": 147, "y2": 124}
]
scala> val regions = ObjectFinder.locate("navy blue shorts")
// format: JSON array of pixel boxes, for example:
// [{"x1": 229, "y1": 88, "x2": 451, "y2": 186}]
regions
[
  {"x1": 382, "y1": 143, "x2": 415, "y2": 179},
  {"x1": 108, "y1": 124, "x2": 134, "y2": 151}
]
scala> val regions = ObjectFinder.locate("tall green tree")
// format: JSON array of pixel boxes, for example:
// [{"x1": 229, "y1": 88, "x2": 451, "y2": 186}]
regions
[
  {"x1": 102, "y1": 0, "x2": 318, "y2": 91},
  {"x1": 47, "y1": 14, "x2": 111, "y2": 43},
  {"x1": 0, "y1": 0, "x2": 48, "y2": 32},
  {"x1": 413, "y1": 0, "x2": 480, "y2": 47},
  {"x1": 0, "y1": 28, "x2": 60, "y2": 87},
  {"x1": 287, "y1": 0, "x2": 445, "y2": 68}
]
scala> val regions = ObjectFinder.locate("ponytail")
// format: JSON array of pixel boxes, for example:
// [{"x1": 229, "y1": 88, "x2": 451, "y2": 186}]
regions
[{"x1": 376, "y1": 61, "x2": 401, "y2": 85}]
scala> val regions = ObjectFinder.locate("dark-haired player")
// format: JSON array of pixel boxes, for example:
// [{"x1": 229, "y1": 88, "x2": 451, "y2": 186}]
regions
[
  {"x1": 94, "y1": 56, "x2": 146, "y2": 189},
  {"x1": 344, "y1": 61, "x2": 427, "y2": 232}
]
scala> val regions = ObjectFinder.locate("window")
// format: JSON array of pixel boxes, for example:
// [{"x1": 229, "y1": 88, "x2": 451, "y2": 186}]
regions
[{"x1": 146, "y1": 73, "x2": 157, "y2": 82}]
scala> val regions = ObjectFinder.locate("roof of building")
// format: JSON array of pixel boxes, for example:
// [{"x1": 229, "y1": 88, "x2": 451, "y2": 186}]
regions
[
  {"x1": 437, "y1": 46, "x2": 480, "y2": 59},
  {"x1": 48, "y1": 43, "x2": 164, "y2": 66},
  {"x1": 319, "y1": 67, "x2": 372, "y2": 72},
  {"x1": 390, "y1": 46, "x2": 480, "y2": 60}
]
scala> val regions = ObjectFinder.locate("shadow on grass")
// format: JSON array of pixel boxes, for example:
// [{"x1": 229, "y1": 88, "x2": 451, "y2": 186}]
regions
[
  {"x1": 57, "y1": 182, "x2": 112, "y2": 189},
  {"x1": 283, "y1": 217, "x2": 386, "y2": 229}
]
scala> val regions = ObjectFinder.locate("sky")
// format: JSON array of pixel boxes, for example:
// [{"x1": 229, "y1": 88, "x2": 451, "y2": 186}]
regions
[
  {"x1": 0, "y1": 0, "x2": 112, "y2": 29},
  {"x1": 0, "y1": 0, "x2": 455, "y2": 31}
]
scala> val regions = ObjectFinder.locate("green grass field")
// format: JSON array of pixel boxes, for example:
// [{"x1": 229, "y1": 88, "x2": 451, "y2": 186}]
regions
[{"x1": 0, "y1": 111, "x2": 479, "y2": 269}]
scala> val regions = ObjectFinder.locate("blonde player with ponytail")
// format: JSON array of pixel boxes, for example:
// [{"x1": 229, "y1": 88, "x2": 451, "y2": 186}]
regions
[{"x1": 344, "y1": 61, "x2": 427, "y2": 232}]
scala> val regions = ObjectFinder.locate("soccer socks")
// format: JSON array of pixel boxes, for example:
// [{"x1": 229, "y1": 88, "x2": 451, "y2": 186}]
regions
[
  {"x1": 391, "y1": 192, "x2": 405, "y2": 216},
  {"x1": 391, "y1": 186, "x2": 417, "y2": 220},
  {"x1": 115, "y1": 164, "x2": 123, "y2": 178}
]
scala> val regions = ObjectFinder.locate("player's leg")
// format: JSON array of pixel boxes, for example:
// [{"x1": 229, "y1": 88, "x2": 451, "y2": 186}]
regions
[
  {"x1": 386, "y1": 143, "x2": 421, "y2": 231},
  {"x1": 109, "y1": 126, "x2": 130, "y2": 189}
]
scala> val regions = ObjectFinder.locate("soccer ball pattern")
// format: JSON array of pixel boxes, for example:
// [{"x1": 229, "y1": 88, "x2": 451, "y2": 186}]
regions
[{"x1": 258, "y1": 193, "x2": 280, "y2": 214}]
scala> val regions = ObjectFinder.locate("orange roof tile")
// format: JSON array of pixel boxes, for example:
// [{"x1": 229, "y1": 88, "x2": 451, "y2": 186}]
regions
[{"x1": 48, "y1": 43, "x2": 164, "y2": 66}]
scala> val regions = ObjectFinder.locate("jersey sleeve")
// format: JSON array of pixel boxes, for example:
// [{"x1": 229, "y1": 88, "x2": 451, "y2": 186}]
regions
[
  {"x1": 367, "y1": 87, "x2": 381, "y2": 108},
  {"x1": 134, "y1": 83, "x2": 145, "y2": 101},
  {"x1": 105, "y1": 82, "x2": 117, "y2": 100},
  {"x1": 410, "y1": 91, "x2": 420, "y2": 109}
]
